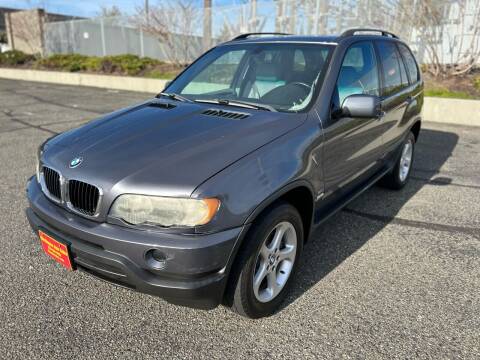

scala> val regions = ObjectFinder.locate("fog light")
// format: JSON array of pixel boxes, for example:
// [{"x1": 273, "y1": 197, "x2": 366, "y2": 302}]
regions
[{"x1": 145, "y1": 249, "x2": 168, "y2": 270}]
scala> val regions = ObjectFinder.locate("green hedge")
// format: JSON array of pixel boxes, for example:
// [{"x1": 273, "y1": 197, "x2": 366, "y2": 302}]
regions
[
  {"x1": 0, "y1": 50, "x2": 35, "y2": 66},
  {"x1": 0, "y1": 50, "x2": 180, "y2": 78},
  {"x1": 36, "y1": 53, "x2": 163, "y2": 75}
]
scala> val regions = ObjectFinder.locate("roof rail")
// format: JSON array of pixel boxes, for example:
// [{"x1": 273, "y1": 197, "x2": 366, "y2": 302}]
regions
[
  {"x1": 231, "y1": 32, "x2": 291, "y2": 41},
  {"x1": 341, "y1": 28, "x2": 399, "y2": 39}
]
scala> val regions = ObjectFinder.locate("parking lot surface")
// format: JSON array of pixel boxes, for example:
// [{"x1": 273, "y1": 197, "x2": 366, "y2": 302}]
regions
[{"x1": 1, "y1": 79, "x2": 479, "y2": 359}]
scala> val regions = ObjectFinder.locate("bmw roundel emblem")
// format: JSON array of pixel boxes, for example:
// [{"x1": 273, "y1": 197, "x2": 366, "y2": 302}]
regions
[{"x1": 69, "y1": 156, "x2": 83, "y2": 168}]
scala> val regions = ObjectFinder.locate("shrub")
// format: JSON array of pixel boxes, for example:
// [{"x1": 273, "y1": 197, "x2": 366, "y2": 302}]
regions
[
  {"x1": 98, "y1": 54, "x2": 161, "y2": 75},
  {"x1": 473, "y1": 77, "x2": 480, "y2": 91},
  {"x1": 1, "y1": 51, "x2": 181, "y2": 78},
  {"x1": 82, "y1": 56, "x2": 103, "y2": 72},
  {"x1": 36, "y1": 54, "x2": 91, "y2": 72},
  {"x1": 0, "y1": 50, "x2": 35, "y2": 66}
]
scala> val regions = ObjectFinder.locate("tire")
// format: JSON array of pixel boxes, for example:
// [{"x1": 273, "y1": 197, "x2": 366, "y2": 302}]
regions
[
  {"x1": 380, "y1": 131, "x2": 416, "y2": 190},
  {"x1": 225, "y1": 202, "x2": 304, "y2": 318}
]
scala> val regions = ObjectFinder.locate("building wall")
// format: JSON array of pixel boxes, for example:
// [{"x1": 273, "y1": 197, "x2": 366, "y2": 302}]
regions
[
  {"x1": 0, "y1": 7, "x2": 17, "y2": 33},
  {"x1": 5, "y1": 9, "x2": 45, "y2": 54}
]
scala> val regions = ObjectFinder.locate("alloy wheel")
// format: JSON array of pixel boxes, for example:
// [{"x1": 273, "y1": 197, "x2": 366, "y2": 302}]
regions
[
  {"x1": 252, "y1": 221, "x2": 297, "y2": 303},
  {"x1": 399, "y1": 139, "x2": 413, "y2": 182}
]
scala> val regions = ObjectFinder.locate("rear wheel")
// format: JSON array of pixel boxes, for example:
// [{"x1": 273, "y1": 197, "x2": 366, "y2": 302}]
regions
[
  {"x1": 226, "y1": 202, "x2": 303, "y2": 318},
  {"x1": 381, "y1": 131, "x2": 415, "y2": 190}
]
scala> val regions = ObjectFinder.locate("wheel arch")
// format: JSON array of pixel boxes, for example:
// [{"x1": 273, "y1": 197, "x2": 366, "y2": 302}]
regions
[
  {"x1": 223, "y1": 180, "x2": 315, "y2": 307},
  {"x1": 244, "y1": 179, "x2": 316, "y2": 243},
  {"x1": 410, "y1": 119, "x2": 421, "y2": 142}
]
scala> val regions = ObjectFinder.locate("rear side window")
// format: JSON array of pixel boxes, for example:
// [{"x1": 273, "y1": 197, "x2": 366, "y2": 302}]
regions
[
  {"x1": 399, "y1": 55, "x2": 409, "y2": 88},
  {"x1": 335, "y1": 41, "x2": 380, "y2": 105},
  {"x1": 398, "y1": 44, "x2": 419, "y2": 83},
  {"x1": 376, "y1": 41, "x2": 406, "y2": 96}
]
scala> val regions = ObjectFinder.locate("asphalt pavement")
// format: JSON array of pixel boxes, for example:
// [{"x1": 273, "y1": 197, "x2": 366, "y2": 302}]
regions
[{"x1": 0, "y1": 79, "x2": 479, "y2": 359}]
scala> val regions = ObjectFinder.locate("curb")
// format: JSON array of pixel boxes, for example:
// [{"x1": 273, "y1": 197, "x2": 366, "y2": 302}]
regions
[
  {"x1": 0, "y1": 68, "x2": 167, "y2": 94},
  {"x1": 423, "y1": 97, "x2": 480, "y2": 127}
]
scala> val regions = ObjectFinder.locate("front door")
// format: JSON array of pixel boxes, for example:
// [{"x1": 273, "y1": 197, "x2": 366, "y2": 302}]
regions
[
  {"x1": 375, "y1": 40, "x2": 411, "y2": 155},
  {"x1": 322, "y1": 41, "x2": 384, "y2": 198}
]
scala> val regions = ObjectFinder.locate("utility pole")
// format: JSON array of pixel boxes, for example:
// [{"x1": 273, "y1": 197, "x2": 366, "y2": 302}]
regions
[
  {"x1": 251, "y1": 0, "x2": 257, "y2": 32},
  {"x1": 145, "y1": 0, "x2": 149, "y2": 24},
  {"x1": 203, "y1": 0, "x2": 212, "y2": 51}
]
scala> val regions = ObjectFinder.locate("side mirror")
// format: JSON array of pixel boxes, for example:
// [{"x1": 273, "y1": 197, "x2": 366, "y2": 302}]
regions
[{"x1": 341, "y1": 94, "x2": 381, "y2": 118}]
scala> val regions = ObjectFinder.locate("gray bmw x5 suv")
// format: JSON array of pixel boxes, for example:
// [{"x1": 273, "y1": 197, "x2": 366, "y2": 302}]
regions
[{"x1": 26, "y1": 29, "x2": 423, "y2": 318}]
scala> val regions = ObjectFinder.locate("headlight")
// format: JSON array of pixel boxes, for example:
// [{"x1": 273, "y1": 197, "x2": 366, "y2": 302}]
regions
[
  {"x1": 36, "y1": 147, "x2": 43, "y2": 183},
  {"x1": 36, "y1": 160, "x2": 41, "y2": 183},
  {"x1": 109, "y1": 195, "x2": 220, "y2": 227}
]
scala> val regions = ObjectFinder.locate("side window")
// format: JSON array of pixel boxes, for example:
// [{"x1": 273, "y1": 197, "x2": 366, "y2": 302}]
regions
[
  {"x1": 399, "y1": 54, "x2": 409, "y2": 88},
  {"x1": 335, "y1": 42, "x2": 380, "y2": 106},
  {"x1": 398, "y1": 44, "x2": 419, "y2": 83},
  {"x1": 376, "y1": 41, "x2": 406, "y2": 96}
]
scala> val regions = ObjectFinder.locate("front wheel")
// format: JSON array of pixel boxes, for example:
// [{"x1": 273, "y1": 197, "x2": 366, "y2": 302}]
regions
[
  {"x1": 381, "y1": 131, "x2": 416, "y2": 190},
  {"x1": 225, "y1": 202, "x2": 303, "y2": 318}
]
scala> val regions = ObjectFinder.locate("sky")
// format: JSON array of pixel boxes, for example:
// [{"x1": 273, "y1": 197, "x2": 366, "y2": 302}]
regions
[{"x1": 0, "y1": 0, "x2": 246, "y2": 17}]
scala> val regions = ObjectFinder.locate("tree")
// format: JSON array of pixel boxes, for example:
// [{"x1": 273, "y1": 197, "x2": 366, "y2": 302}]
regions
[
  {"x1": 97, "y1": 5, "x2": 122, "y2": 17},
  {"x1": 215, "y1": 1, "x2": 267, "y2": 41},
  {"x1": 133, "y1": 0, "x2": 201, "y2": 66},
  {"x1": 391, "y1": 0, "x2": 480, "y2": 77}
]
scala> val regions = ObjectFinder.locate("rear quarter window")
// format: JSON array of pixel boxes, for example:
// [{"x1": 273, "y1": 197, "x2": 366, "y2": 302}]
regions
[
  {"x1": 398, "y1": 44, "x2": 420, "y2": 83},
  {"x1": 376, "y1": 41, "x2": 407, "y2": 96}
]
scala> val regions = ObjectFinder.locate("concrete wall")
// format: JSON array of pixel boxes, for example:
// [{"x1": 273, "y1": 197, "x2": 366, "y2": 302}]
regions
[
  {"x1": 0, "y1": 68, "x2": 479, "y2": 127},
  {"x1": 5, "y1": 9, "x2": 45, "y2": 55}
]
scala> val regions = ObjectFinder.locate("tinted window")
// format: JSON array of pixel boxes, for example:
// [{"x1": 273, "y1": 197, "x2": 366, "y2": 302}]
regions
[
  {"x1": 377, "y1": 41, "x2": 405, "y2": 96},
  {"x1": 399, "y1": 53, "x2": 409, "y2": 88},
  {"x1": 398, "y1": 44, "x2": 419, "y2": 83},
  {"x1": 335, "y1": 42, "x2": 380, "y2": 105}
]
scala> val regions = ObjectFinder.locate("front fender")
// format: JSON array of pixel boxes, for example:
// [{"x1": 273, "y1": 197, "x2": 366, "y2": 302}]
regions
[{"x1": 192, "y1": 117, "x2": 323, "y2": 234}]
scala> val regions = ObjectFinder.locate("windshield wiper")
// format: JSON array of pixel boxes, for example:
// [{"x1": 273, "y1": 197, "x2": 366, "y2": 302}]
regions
[
  {"x1": 194, "y1": 99, "x2": 276, "y2": 112},
  {"x1": 157, "y1": 92, "x2": 193, "y2": 103}
]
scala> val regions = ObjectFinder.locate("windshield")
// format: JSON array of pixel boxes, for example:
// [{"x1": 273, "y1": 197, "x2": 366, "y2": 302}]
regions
[{"x1": 166, "y1": 43, "x2": 333, "y2": 112}]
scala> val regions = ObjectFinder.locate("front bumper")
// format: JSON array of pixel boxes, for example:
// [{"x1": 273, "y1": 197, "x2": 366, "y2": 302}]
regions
[{"x1": 26, "y1": 177, "x2": 246, "y2": 309}]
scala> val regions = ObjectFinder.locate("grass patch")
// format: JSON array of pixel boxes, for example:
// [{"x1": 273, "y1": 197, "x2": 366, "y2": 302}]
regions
[{"x1": 424, "y1": 87, "x2": 475, "y2": 100}]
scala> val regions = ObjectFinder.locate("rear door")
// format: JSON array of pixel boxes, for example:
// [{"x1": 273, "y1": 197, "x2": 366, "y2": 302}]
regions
[
  {"x1": 322, "y1": 41, "x2": 384, "y2": 197},
  {"x1": 375, "y1": 40, "x2": 412, "y2": 155}
]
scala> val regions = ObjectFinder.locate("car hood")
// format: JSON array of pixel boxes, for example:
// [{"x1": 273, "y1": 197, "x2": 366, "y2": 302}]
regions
[{"x1": 43, "y1": 100, "x2": 305, "y2": 198}]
